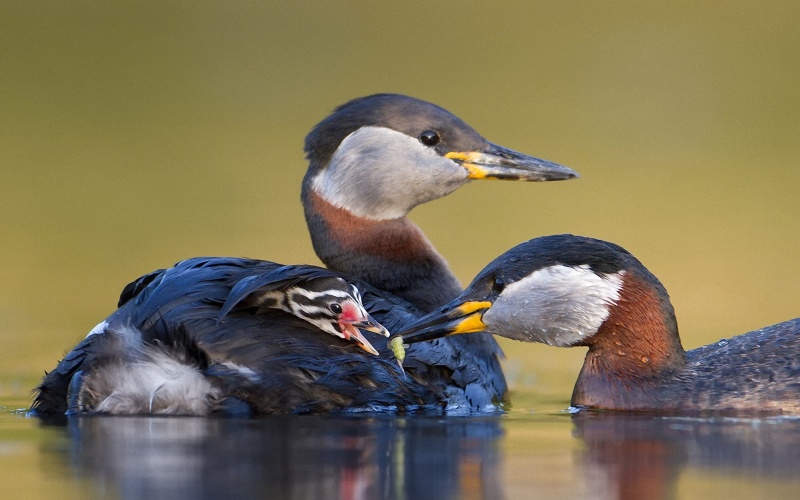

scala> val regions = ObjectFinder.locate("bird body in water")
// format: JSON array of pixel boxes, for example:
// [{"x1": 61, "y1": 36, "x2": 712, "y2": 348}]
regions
[
  {"x1": 37, "y1": 261, "x2": 396, "y2": 416},
  {"x1": 32, "y1": 94, "x2": 577, "y2": 417},
  {"x1": 398, "y1": 234, "x2": 800, "y2": 414},
  {"x1": 34, "y1": 258, "x2": 467, "y2": 416}
]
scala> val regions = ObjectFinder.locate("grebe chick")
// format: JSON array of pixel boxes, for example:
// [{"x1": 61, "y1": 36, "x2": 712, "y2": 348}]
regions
[
  {"x1": 218, "y1": 266, "x2": 389, "y2": 355},
  {"x1": 36, "y1": 262, "x2": 391, "y2": 416}
]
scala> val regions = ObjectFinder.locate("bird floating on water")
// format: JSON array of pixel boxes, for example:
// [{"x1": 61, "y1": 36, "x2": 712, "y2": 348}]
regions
[
  {"x1": 397, "y1": 234, "x2": 800, "y2": 414},
  {"x1": 58, "y1": 264, "x2": 392, "y2": 415},
  {"x1": 32, "y1": 94, "x2": 577, "y2": 417}
]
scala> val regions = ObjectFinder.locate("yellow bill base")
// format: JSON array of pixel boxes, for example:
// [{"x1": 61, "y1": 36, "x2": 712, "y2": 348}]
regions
[
  {"x1": 450, "y1": 312, "x2": 488, "y2": 335},
  {"x1": 456, "y1": 301, "x2": 493, "y2": 315},
  {"x1": 445, "y1": 152, "x2": 493, "y2": 180}
]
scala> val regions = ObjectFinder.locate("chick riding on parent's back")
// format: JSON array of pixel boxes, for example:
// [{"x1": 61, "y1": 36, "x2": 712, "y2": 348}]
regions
[{"x1": 33, "y1": 94, "x2": 578, "y2": 417}]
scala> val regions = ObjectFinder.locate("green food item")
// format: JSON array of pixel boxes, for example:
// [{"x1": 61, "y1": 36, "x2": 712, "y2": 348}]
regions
[{"x1": 388, "y1": 336, "x2": 407, "y2": 376}]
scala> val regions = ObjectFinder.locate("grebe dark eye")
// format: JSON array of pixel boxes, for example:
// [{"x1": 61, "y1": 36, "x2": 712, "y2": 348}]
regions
[
  {"x1": 419, "y1": 130, "x2": 440, "y2": 146},
  {"x1": 492, "y1": 277, "x2": 505, "y2": 292},
  {"x1": 329, "y1": 303, "x2": 343, "y2": 314}
]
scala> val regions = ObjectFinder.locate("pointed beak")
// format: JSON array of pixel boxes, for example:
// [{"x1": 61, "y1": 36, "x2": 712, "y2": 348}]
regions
[
  {"x1": 351, "y1": 313, "x2": 391, "y2": 338},
  {"x1": 396, "y1": 300, "x2": 493, "y2": 344},
  {"x1": 446, "y1": 143, "x2": 578, "y2": 181},
  {"x1": 339, "y1": 312, "x2": 390, "y2": 356}
]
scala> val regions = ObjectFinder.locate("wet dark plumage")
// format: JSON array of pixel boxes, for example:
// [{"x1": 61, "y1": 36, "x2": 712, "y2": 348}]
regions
[{"x1": 33, "y1": 257, "x2": 506, "y2": 418}]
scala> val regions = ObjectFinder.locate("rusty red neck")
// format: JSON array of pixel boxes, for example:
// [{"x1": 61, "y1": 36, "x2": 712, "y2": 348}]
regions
[
  {"x1": 571, "y1": 272, "x2": 686, "y2": 410},
  {"x1": 302, "y1": 188, "x2": 462, "y2": 312}
]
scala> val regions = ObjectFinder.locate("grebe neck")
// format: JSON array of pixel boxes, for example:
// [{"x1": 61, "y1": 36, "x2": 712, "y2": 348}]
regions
[
  {"x1": 572, "y1": 272, "x2": 686, "y2": 408},
  {"x1": 302, "y1": 187, "x2": 461, "y2": 312}
]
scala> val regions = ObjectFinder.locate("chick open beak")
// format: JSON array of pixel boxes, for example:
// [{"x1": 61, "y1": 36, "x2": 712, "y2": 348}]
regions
[
  {"x1": 339, "y1": 312, "x2": 390, "y2": 356},
  {"x1": 446, "y1": 143, "x2": 578, "y2": 181}
]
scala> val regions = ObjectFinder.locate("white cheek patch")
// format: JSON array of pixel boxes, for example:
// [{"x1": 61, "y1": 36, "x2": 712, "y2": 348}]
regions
[
  {"x1": 311, "y1": 126, "x2": 468, "y2": 220},
  {"x1": 483, "y1": 265, "x2": 624, "y2": 346}
]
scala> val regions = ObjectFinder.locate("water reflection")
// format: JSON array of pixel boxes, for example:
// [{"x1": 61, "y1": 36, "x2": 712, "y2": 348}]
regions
[
  {"x1": 33, "y1": 410, "x2": 800, "y2": 499},
  {"x1": 573, "y1": 412, "x2": 800, "y2": 499},
  {"x1": 54, "y1": 415, "x2": 505, "y2": 500}
]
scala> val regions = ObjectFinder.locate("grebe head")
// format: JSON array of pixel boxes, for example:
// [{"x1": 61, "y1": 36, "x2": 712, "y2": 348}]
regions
[
  {"x1": 219, "y1": 268, "x2": 389, "y2": 355},
  {"x1": 303, "y1": 94, "x2": 578, "y2": 220},
  {"x1": 397, "y1": 235, "x2": 681, "y2": 358}
]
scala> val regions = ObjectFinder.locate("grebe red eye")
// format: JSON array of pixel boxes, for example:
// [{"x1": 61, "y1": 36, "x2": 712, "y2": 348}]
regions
[{"x1": 329, "y1": 303, "x2": 343, "y2": 314}]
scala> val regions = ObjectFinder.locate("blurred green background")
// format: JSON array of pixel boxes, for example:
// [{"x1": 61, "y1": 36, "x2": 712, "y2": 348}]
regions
[{"x1": 1, "y1": 1, "x2": 798, "y2": 400}]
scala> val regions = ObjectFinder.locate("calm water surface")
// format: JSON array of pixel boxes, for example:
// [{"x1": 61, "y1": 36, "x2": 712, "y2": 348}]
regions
[
  {"x1": 3, "y1": 391, "x2": 800, "y2": 499},
  {"x1": 3, "y1": 3, "x2": 800, "y2": 499}
]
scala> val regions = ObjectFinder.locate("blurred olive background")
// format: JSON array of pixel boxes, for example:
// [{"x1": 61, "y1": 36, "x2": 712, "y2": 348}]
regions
[{"x1": 1, "y1": 1, "x2": 798, "y2": 400}]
